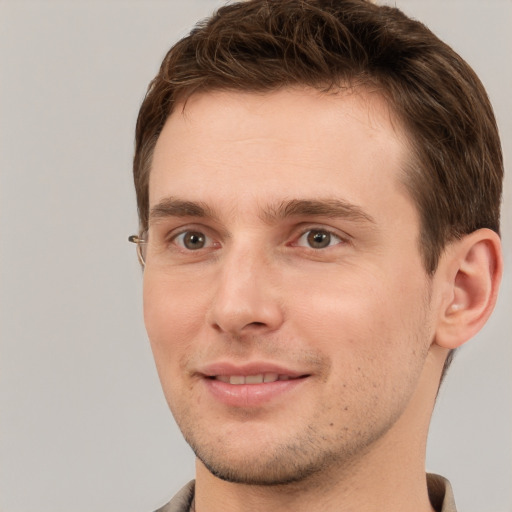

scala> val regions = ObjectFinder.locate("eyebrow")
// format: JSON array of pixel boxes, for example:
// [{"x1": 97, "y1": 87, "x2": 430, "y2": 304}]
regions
[
  {"x1": 149, "y1": 198, "x2": 217, "y2": 222},
  {"x1": 149, "y1": 197, "x2": 375, "y2": 225},
  {"x1": 262, "y1": 198, "x2": 376, "y2": 224}
]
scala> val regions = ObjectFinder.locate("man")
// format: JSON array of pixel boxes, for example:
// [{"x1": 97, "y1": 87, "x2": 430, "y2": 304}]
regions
[{"x1": 129, "y1": 1, "x2": 503, "y2": 511}]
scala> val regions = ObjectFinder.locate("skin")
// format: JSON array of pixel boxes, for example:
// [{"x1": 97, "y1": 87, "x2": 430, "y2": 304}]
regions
[{"x1": 142, "y1": 87, "x2": 500, "y2": 512}]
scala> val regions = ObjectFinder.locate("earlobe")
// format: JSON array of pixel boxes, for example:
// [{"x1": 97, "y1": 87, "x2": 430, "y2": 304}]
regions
[{"x1": 435, "y1": 229, "x2": 503, "y2": 349}]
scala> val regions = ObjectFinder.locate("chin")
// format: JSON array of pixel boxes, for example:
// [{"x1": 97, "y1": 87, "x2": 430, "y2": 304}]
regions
[
  {"x1": 195, "y1": 447, "x2": 329, "y2": 486},
  {"x1": 184, "y1": 425, "x2": 355, "y2": 487}
]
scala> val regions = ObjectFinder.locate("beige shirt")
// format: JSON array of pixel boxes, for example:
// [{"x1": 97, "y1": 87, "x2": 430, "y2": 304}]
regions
[{"x1": 155, "y1": 473, "x2": 456, "y2": 512}]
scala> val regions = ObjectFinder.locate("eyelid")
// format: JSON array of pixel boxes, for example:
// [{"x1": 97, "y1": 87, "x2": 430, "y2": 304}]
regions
[
  {"x1": 291, "y1": 224, "x2": 352, "y2": 247},
  {"x1": 153, "y1": 222, "x2": 222, "y2": 252},
  {"x1": 152, "y1": 221, "x2": 351, "y2": 251},
  {"x1": 172, "y1": 229, "x2": 217, "y2": 250}
]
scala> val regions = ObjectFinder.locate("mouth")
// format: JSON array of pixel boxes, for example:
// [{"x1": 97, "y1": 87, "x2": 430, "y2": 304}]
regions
[
  {"x1": 208, "y1": 373, "x2": 307, "y2": 385},
  {"x1": 199, "y1": 364, "x2": 311, "y2": 407}
]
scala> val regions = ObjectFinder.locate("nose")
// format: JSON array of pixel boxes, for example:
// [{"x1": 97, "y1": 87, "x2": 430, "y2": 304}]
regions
[{"x1": 207, "y1": 244, "x2": 285, "y2": 336}]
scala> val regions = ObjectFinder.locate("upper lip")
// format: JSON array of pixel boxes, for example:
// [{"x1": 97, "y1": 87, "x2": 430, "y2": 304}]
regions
[{"x1": 197, "y1": 361, "x2": 309, "y2": 378}]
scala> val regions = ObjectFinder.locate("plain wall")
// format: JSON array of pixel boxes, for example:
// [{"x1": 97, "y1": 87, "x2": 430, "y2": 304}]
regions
[{"x1": 1, "y1": 1, "x2": 510, "y2": 511}]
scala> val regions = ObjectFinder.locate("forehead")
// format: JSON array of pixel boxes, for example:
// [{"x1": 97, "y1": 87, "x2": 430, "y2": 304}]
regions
[{"x1": 149, "y1": 87, "x2": 412, "y2": 220}]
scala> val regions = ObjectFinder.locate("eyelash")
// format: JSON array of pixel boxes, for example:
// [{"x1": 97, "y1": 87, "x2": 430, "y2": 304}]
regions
[
  {"x1": 166, "y1": 225, "x2": 349, "y2": 253},
  {"x1": 172, "y1": 230, "x2": 218, "y2": 251},
  {"x1": 292, "y1": 227, "x2": 348, "y2": 249}
]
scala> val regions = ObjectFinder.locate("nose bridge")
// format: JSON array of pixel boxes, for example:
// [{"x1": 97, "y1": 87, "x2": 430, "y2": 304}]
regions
[
  {"x1": 209, "y1": 238, "x2": 283, "y2": 335},
  {"x1": 223, "y1": 241, "x2": 259, "y2": 286}
]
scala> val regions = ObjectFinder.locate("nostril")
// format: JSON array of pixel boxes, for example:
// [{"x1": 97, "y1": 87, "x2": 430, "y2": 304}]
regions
[{"x1": 208, "y1": 296, "x2": 284, "y2": 335}]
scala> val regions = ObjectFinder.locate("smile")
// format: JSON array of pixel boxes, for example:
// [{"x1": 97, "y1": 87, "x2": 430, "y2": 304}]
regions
[
  {"x1": 202, "y1": 369, "x2": 309, "y2": 407},
  {"x1": 211, "y1": 373, "x2": 301, "y2": 384}
]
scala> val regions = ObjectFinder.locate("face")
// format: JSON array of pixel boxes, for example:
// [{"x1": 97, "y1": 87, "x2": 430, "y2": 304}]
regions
[{"x1": 144, "y1": 88, "x2": 436, "y2": 485}]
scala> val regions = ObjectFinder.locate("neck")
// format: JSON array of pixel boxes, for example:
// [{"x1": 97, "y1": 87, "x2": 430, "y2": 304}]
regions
[
  {"x1": 193, "y1": 346, "x2": 446, "y2": 512},
  {"x1": 194, "y1": 441, "x2": 433, "y2": 512}
]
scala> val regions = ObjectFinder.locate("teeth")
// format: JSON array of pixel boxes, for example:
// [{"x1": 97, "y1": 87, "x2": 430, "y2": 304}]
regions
[
  {"x1": 245, "y1": 374, "x2": 263, "y2": 384},
  {"x1": 215, "y1": 373, "x2": 287, "y2": 385}
]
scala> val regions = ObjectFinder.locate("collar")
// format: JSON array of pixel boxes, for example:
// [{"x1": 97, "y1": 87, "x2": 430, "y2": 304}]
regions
[
  {"x1": 427, "y1": 473, "x2": 457, "y2": 512},
  {"x1": 156, "y1": 473, "x2": 457, "y2": 512}
]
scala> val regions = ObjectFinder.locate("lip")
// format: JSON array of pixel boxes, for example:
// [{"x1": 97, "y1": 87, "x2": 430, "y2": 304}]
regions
[
  {"x1": 198, "y1": 361, "x2": 310, "y2": 408},
  {"x1": 199, "y1": 361, "x2": 307, "y2": 378}
]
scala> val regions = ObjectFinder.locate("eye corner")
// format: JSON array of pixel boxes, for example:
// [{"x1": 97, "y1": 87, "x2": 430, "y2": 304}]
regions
[
  {"x1": 173, "y1": 229, "x2": 219, "y2": 251},
  {"x1": 293, "y1": 227, "x2": 349, "y2": 250}
]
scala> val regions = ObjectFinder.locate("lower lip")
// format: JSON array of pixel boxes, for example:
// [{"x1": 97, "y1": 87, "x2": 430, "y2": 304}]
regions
[{"x1": 203, "y1": 377, "x2": 307, "y2": 407}]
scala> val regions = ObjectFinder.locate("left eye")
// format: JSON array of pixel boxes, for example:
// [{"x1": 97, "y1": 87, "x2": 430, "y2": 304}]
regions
[
  {"x1": 296, "y1": 229, "x2": 343, "y2": 249},
  {"x1": 173, "y1": 231, "x2": 212, "y2": 250}
]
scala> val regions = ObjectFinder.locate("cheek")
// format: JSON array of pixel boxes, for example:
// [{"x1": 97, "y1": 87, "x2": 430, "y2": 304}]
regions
[
  {"x1": 143, "y1": 270, "x2": 207, "y2": 370},
  {"x1": 293, "y1": 279, "x2": 431, "y2": 429},
  {"x1": 290, "y1": 267, "x2": 430, "y2": 373}
]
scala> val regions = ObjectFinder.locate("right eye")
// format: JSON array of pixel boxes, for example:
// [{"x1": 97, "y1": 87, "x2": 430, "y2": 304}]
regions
[{"x1": 173, "y1": 230, "x2": 213, "y2": 251}]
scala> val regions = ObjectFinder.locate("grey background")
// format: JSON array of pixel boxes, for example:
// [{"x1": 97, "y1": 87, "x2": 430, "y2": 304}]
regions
[{"x1": 0, "y1": 1, "x2": 510, "y2": 511}]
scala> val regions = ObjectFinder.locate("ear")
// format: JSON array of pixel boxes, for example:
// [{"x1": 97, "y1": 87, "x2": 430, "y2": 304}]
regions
[{"x1": 434, "y1": 228, "x2": 503, "y2": 349}]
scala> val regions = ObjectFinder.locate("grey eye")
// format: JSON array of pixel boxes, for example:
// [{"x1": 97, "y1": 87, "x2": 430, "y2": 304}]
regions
[
  {"x1": 307, "y1": 230, "x2": 331, "y2": 248},
  {"x1": 297, "y1": 229, "x2": 342, "y2": 249},
  {"x1": 176, "y1": 231, "x2": 208, "y2": 250}
]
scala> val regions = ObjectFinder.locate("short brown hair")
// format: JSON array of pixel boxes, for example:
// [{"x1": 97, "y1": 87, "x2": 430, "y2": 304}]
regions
[{"x1": 133, "y1": 0, "x2": 502, "y2": 274}]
